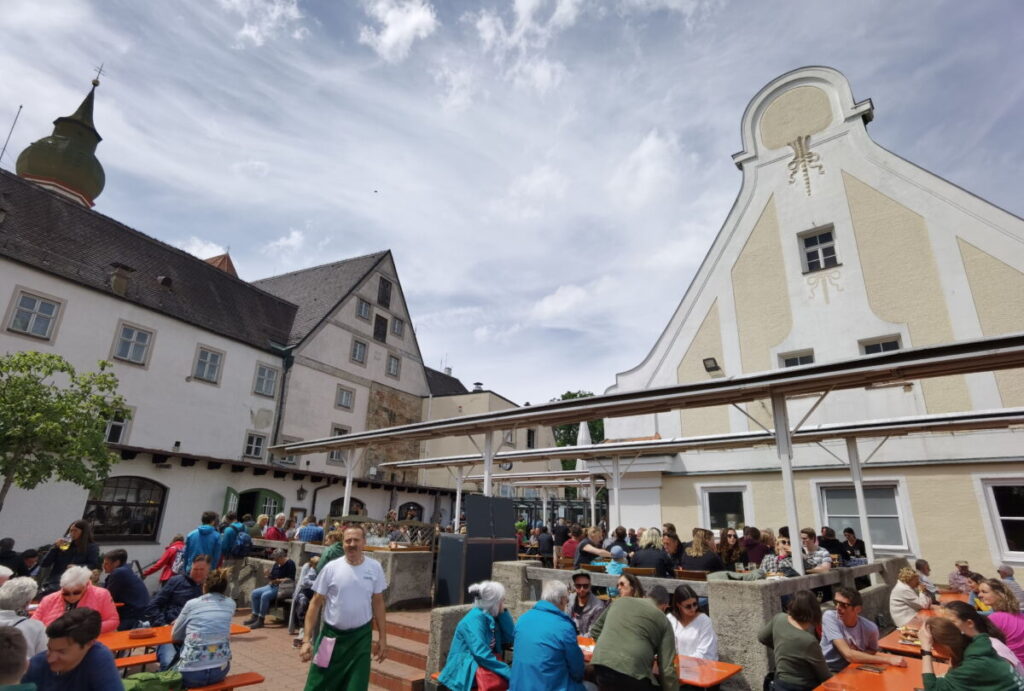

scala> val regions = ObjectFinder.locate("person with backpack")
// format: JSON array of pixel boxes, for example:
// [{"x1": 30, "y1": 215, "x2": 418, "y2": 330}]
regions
[
  {"x1": 144, "y1": 535, "x2": 186, "y2": 585},
  {"x1": 183, "y1": 511, "x2": 223, "y2": 574},
  {"x1": 220, "y1": 513, "x2": 251, "y2": 564}
]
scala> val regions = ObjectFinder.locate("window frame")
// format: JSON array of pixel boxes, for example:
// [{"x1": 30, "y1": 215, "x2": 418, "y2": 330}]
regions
[
  {"x1": 780, "y1": 350, "x2": 815, "y2": 368},
  {"x1": 110, "y1": 320, "x2": 156, "y2": 367},
  {"x1": 391, "y1": 317, "x2": 405, "y2": 338},
  {"x1": 373, "y1": 315, "x2": 388, "y2": 343},
  {"x1": 335, "y1": 385, "x2": 355, "y2": 410},
  {"x1": 327, "y1": 425, "x2": 350, "y2": 465},
  {"x1": 243, "y1": 431, "x2": 267, "y2": 460},
  {"x1": 356, "y1": 298, "x2": 372, "y2": 321},
  {"x1": 350, "y1": 338, "x2": 368, "y2": 365},
  {"x1": 977, "y1": 476, "x2": 1024, "y2": 563},
  {"x1": 272, "y1": 435, "x2": 301, "y2": 466},
  {"x1": 385, "y1": 353, "x2": 401, "y2": 379},
  {"x1": 83, "y1": 475, "x2": 167, "y2": 543},
  {"x1": 860, "y1": 336, "x2": 902, "y2": 355},
  {"x1": 526, "y1": 429, "x2": 537, "y2": 449},
  {"x1": 798, "y1": 225, "x2": 840, "y2": 274},
  {"x1": 696, "y1": 482, "x2": 754, "y2": 533},
  {"x1": 4, "y1": 286, "x2": 66, "y2": 342},
  {"x1": 252, "y1": 362, "x2": 281, "y2": 398},
  {"x1": 811, "y1": 477, "x2": 917, "y2": 554},
  {"x1": 377, "y1": 277, "x2": 393, "y2": 308},
  {"x1": 104, "y1": 406, "x2": 135, "y2": 445},
  {"x1": 191, "y1": 344, "x2": 225, "y2": 385}
]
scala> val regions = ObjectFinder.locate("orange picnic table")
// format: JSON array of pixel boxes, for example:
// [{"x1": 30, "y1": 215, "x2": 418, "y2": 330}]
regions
[
  {"x1": 938, "y1": 591, "x2": 968, "y2": 604},
  {"x1": 814, "y1": 657, "x2": 948, "y2": 691},
  {"x1": 577, "y1": 636, "x2": 743, "y2": 687},
  {"x1": 98, "y1": 623, "x2": 251, "y2": 653},
  {"x1": 879, "y1": 629, "x2": 924, "y2": 657}
]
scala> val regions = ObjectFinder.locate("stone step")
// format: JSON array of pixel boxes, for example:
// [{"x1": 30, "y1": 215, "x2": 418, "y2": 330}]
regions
[
  {"x1": 386, "y1": 620, "x2": 429, "y2": 644},
  {"x1": 369, "y1": 658, "x2": 425, "y2": 691},
  {"x1": 374, "y1": 630, "x2": 428, "y2": 669}
]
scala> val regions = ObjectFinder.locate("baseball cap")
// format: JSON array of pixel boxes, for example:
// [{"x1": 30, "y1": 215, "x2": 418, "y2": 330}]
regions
[
  {"x1": 955, "y1": 560, "x2": 969, "y2": 566},
  {"x1": 610, "y1": 545, "x2": 626, "y2": 559}
]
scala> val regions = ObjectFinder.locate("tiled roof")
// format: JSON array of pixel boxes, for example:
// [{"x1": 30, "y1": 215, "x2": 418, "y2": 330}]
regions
[
  {"x1": 204, "y1": 253, "x2": 238, "y2": 278},
  {"x1": 0, "y1": 170, "x2": 297, "y2": 351},
  {"x1": 424, "y1": 366, "x2": 469, "y2": 396},
  {"x1": 252, "y1": 251, "x2": 388, "y2": 346}
]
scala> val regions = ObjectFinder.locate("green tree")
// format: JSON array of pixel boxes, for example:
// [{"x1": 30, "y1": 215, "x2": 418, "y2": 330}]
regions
[
  {"x1": 0, "y1": 352, "x2": 130, "y2": 515},
  {"x1": 551, "y1": 391, "x2": 605, "y2": 497}
]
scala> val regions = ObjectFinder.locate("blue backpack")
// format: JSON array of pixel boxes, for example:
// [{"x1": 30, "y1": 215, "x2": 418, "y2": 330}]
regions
[{"x1": 229, "y1": 529, "x2": 252, "y2": 558}]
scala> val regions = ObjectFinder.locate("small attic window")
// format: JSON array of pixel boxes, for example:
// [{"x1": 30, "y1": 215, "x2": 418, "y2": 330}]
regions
[{"x1": 378, "y1": 277, "x2": 392, "y2": 309}]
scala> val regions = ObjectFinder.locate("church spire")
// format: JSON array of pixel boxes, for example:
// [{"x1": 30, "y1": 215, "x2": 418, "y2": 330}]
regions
[{"x1": 16, "y1": 77, "x2": 106, "y2": 207}]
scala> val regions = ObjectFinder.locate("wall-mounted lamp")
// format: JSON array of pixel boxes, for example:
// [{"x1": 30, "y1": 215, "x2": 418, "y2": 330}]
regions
[
  {"x1": 702, "y1": 357, "x2": 721, "y2": 373},
  {"x1": 173, "y1": 441, "x2": 181, "y2": 452},
  {"x1": 296, "y1": 485, "x2": 308, "y2": 501}
]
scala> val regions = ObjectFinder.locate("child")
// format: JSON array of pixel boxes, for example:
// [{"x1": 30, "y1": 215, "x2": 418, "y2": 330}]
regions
[{"x1": 593, "y1": 545, "x2": 629, "y2": 597}]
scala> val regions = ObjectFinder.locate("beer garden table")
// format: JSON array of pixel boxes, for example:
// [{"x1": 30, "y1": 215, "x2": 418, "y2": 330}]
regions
[
  {"x1": 577, "y1": 636, "x2": 743, "y2": 688},
  {"x1": 98, "y1": 623, "x2": 251, "y2": 653},
  {"x1": 814, "y1": 657, "x2": 948, "y2": 691}
]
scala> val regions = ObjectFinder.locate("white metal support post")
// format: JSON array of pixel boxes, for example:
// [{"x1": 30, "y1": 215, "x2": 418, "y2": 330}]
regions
[
  {"x1": 341, "y1": 447, "x2": 363, "y2": 517},
  {"x1": 482, "y1": 431, "x2": 495, "y2": 497},
  {"x1": 844, "y1": 437, "x2": 876, "y2": 563},
  {"x1": 589, "y1": 477, "x2": 597, "y2": 526},
  {"x1": 611, "y1": 456, "x2": 622, "y2": 528},
  {"x1": 770, "y1": 392, "x2": 805, "y2": 575},
  {"x1": 453, "y1": 466, "x2": 472, "y2": 532},
  {"x1": 541, "y1": 489, "x2": 549, "y2": 527}
]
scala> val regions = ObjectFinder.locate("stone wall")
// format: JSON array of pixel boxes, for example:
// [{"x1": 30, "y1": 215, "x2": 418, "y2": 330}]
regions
[{"x1": 366, "y1": 382, "x2": 424, "y2": 482}]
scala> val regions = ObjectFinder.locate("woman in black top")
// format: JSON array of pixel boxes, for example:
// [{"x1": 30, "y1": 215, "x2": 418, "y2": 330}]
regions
[
  {"x1": 574, "y1": 527, "x2": 611, "y2": 568},
  {"x1": 679, "y1": 528, "x2": 725, "y2": 573},
  {"x1": 839, "y1": 528, "x2": 866, "y2": 562},
  {"x1": 717, "y1": 528, "x2": 745, "y2": 571},
  {"x1": 629, "y1": 527, "x2": 675, "y2": 578},
  {"x1": 39, "y1": 520, "x2": 100, "y2": 594}
]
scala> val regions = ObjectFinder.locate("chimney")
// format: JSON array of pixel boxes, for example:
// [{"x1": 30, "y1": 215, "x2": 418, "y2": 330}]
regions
[
  {"x1": 473, "y1": 382, "x2": 483, "y2": 392},
  {"x1": 444, "y1": 367, "x2": 452, "y2": 376},
  {"x1": 109, "y1": 263, "x2": 135, "y2": 296}
]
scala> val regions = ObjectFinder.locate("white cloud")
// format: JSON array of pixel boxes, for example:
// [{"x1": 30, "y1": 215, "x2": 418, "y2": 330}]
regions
[
  {"x1": 432, "y1": 59, "x2": 478, "y2": 112},
  {"x1": 607, "y1": 129, "x2": 686, "y2": 207},
  {"x1": 531, "y1": 284, "x2": 588, "y2": 321},
  {"x1": 359, "y1": 0, "x2": 439, "y2": 63},
  {"x1": 217, "y1": 0, "x2": 306, "y2": 47},
  {"x1": 262, "y1": 229, "x2": 305, "y2": 254},
  {"x1": 510, "y1": 56, "x2": 567, "y2": 93},
  {"x1": 176, "y1": 236, "x2": 227, "y2": 259},
  {"x1": 493, "y1": 164, "x2": 570, "y2": 219},
  {"x1": 230, "y1": 160, "x2": 271, "y2": 178}
]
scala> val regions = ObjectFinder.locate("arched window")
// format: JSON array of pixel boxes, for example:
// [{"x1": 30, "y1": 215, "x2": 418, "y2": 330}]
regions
[
  {"x1": 329, "y1": 497, "x2": 365, "y2": 517},
  {"x1": 83, "y1": 476, "x2": 167, "y2": 542},
  {"x1": 398, "y1": 501, "x2": 423, "y2": 522}
]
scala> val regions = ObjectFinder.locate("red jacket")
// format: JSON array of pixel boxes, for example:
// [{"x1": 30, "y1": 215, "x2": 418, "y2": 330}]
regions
[
  {"x1": 143, "y1": 540, "x2": 184, "y2": 582},
  {"x1": 33, "y1": 583, "x2": 119, "y2": 633},
  {"x1": 264, "y1": 525, "x2": 288, "y2": 541}
]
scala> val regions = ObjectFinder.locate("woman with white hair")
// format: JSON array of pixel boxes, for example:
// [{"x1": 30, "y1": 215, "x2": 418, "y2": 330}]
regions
[
  {"x1": 0, "y1": 576, "x2": 48, "y2": 656},
  {"x1": 510, "y1": 580, "x2": 586, "y2": 691},
  {"x1": 889, "y1": 566, "x2": 932, "y2": 627},
  {"x1": 438, "y1": 580, "x2": 515, "y2": 691},
  {"x1": 31, "y1": 565, "x2": 119, "y2": 633}
]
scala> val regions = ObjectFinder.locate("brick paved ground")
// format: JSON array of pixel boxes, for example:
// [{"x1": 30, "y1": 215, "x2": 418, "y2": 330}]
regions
[{"x1": 228, "y1": 609, "x2": 431, "y2": 690}]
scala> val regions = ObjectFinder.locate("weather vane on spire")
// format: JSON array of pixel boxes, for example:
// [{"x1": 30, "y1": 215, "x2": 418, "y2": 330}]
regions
[{"x1": 92, "y1": 63, "x2": 105, "y2": 87}]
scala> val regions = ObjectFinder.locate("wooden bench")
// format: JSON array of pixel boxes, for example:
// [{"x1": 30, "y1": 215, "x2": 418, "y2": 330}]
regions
[
  {"x1": 623, "y1": 567, "x2": 655, "y2": 576},
  {"x1": 580, "y1": 563, "x2": 605, "y2": 573},
  {"x1": 675, "y1": 569, "x2": 709, "y2": 581},
  {"x1": 190, "y1": 671, "x2": 265, "y2": 690},
  {"x1": 115, "y1": 652, "x2": 157, "y2": 670}
]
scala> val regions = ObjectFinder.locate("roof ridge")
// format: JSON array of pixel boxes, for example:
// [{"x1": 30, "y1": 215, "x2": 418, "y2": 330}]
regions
[{"x1": 252, "y1": 249, "x2": 390, "y2": 283}]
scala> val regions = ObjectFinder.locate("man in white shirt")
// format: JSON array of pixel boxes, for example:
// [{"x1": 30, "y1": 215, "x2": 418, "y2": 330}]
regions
[
  {"x1": 821, "y1": 587, "x2": 906, "y2": 672},
  {"x1": 299, "y1": 525, "x2": 388, "y2": 690}
]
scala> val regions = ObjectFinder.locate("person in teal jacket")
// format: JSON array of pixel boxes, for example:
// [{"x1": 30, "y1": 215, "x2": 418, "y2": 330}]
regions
[
  {"x1": 183, "y1": 511, "x2": 222, "y2": 573},
  {"x1": 919, "y1": 616, "x2": 1024, "y2": 691},
  {"x1": 438, "y1": 581, "x2": 514, "y2": 691},
  {"x1": 510, "y1": 580, "x2": 585, "y2": 691}
]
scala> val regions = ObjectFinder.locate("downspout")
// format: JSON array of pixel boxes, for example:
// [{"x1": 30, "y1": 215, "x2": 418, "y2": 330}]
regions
[
  {"x1": 269, "y1": 344, "x2": 296, "y2": 448},
  {"x1": 310, "y1": 478, "x2": 334, "y2": 518}
]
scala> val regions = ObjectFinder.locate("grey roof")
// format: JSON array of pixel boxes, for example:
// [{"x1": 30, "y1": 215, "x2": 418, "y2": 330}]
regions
[
  {"x1": 252, "y1": 251, "x2": 389, "y2": 346},
  {"x1": 425, "y1": 367, "x2": 469, "y2": 396},
  {"x1": 0, "y1": 170, "x2": 297, "y2": 351}
]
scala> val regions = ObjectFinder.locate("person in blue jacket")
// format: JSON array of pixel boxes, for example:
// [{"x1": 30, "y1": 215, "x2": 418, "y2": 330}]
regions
[
  {"x1": 511, "y1": 580, "x2": 586, "y2": 691},
  {"x1": 438, "y1": 580, "x2": 514, "y2": 691},
  {"x1": 183, "y1": 511, "x2": 222, "y2": 572},
  {"x1": 219, "y1": 512, "x2": 245, "y2": 560}
]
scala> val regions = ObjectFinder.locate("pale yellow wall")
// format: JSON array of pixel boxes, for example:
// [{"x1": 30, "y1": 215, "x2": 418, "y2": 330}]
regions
[
  {"x1": 659, "y1": 462, "x2": 1013, "y2": 575},
  {"x1": 676, "y1": 300, "x2": 731, "y2": 435},
  {"x1": 759, "y1": 86, "x2": 833, "y2": 150},
  {"x1": 731, "y1": 197, "x2": 792, "y2": 429},
  {"x1": 958, "y1": 238, "x2": 1024, "y2": 406},
  {"x1": 843, "y1": 172, "x2": 971, "y2": 413}
]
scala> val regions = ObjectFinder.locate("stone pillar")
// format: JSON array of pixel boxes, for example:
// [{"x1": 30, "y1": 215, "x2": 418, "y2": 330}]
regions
[
  {"x1": 491, "y1": 560, "x2": 536, "y2": 612},
  {"x1": 707, "y1": 578, "x2": 781, "y2": 691},
  {"x1": 426, "y1": 604, "x2": 474, "y2": 689}
]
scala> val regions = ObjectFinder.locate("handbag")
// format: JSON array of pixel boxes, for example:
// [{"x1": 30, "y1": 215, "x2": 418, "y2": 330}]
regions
[
  {"x1": 276, "y1": 579, "x2": 296, "y2": 599},
  {"x1": 473, "y1": 651, "x2": 508, "y2": 691},
  {"x1": 123, "y1": 670, "x2": 184, "y2": 691}
]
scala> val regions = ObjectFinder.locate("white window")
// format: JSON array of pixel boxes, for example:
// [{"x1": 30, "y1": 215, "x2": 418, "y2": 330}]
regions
[
  {"x1": 114, "y1": 323, "x2": 153, "y2": 365},
  {"x1": 7, "y1": 291, "x2": 61, "y2": 340},
  {"x1": 351, "y1": 339, "x2": 368, "y2": 364},
  {"x1": 502, "y1": 430, "x2": 516, "y2": 448},
  {"x1": 861, "y1": 336, "x2": 901, "y2": 355},
  {"x1": 392, "y1": 318, "x2": 405, "y2": 338},
  {"x1": 243, "y1": 433, "x2": 266, "y2": 459},
  {"x1": 356, "y1": 298, "x2": 371, "y2": 320},
  {"x1": 260, "y1": 494, "x2": 280, "y2": 516},
  {"x1": 780, "y1": 350, "x2": 814, "y2": 368},
  {"x1": 819, "y1": 483, "x2": 907, "y2": 551},
  {"x1": 386, "y1": 354, "x2": 401, "y2": 378},
  {"x1": 527, "y1": 429, "x2": 537, "y2": 449},
  {"x1": 799, "y1": 227, "x2": 839, "y2": 273},
  {"x1": 253, "y1": 364, "x2": 279, "y2": 397},
  {"x1": 328, "y1": 426, "x2": 349, "y2": 465},
  {"x1": 981, "y1": 480, "x2": 1024, "y2": 561},
  {"x1": 105, "y1": 412, "x2": 130, "y2": 444},
  {"x1": 273, "y1": 436, "x2": 301, "y2": 466},
  {"x1": 193, "y1": 346, "x2": 223, "y2": 383},
  {"x1": 336, "y1": 386, "x2": 355, "y2": 410},
  {"x1": 698, "y1": 484, "x2": 752, "y2": 532}
]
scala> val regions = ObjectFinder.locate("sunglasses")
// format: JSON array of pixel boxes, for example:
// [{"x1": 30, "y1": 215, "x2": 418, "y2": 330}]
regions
[
  {"x1": 680, "y1": 601, "x2": 699, "y2": 610},
  {"x1": 778, "y1": 540, "x2": 790, "y2": 545},
  {"x1": 835, "y1": 600, "x2": 854, "y2": 609},
  {"x1": 726, "y1": 533, "x2": 737, "y2": 538},
  {"x1": 573, "y1": 582, "x2": 590, "y2": 589},
  {"x1": 62, "y1": 588, "x2": 85, "y2": 598}
]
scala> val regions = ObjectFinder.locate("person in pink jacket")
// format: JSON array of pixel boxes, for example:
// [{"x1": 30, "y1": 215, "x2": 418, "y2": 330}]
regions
[
  {"x1": 143, "y1": 534, "x2": 185, "y2": 584},
  {"x1": 32, "y1": 565, "x2": 119, "y2": 633}
]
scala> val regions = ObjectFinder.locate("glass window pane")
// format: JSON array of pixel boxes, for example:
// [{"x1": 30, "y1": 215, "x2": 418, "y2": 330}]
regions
[
  {"x1": 707, "y1": 491, "x2": 744, "y2": 530},
  {"x1": 827, "y1": 515, "x2": 862, "y2": 537},
  {"x1": 18, "y1": 295, "x2": 35, "y2": 309},
  {"x1": 867, "y1": 517, "x2": 903, "y2": 546},
  {"x1": 30, "y1": 316, "x2": 51, "y2": 337},
  {"x1": 864, "y1": 487, "x2": 898, "y2": 514},
  {"x1": 804, "y1": 236, "x2": 818, "y2": 248},
  {"x1": 819, "y1": 231, "x2": 832, "y2": 244},
  {"x1": 824, "y1": 487, "x2": 858, "y2": 515},
  {"x1": 1000, "y1": 519, "x2": 1024, "y2": 552},
  {"x1": 992, "y1": 486, "x2": 1024, "y2": 517}
]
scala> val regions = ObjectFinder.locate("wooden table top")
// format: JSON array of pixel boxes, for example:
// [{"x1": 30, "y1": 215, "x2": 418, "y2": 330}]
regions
[
  {"x1": 938, "y1": 592, "x2": 968, "y2": 604},
  {"x1": 577, "y1": 636, "x2": 743, "y2": 687},
  {"x1": 99, "y1": 623, "x2": 251, "y2": 652},
  {"x1": 879, "y1": 629, "x2": 923, "y2": 657},
  {"x1": 814, "y1": 657, "x2": 948, "y2": 691}
]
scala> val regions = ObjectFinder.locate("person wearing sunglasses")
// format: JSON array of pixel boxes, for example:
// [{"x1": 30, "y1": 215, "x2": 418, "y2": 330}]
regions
[
  {"x1": 565, "y1": 570, "x2": 606, "y2": 636},
  {"x1": 716, "y1": 529, "x2": 745, "y2": 571},
  {"x1": 820, "y1": 586, "x2": 905, "y2": 672},
  {"x1": 667, "y1": 584, "x2": 717, "y2": 661},
  {"x1": 31, "y1": 565, "x2": 119, "y2": 634}
]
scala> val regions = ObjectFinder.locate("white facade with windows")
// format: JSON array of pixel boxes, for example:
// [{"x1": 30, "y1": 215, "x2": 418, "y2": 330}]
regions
[{"x1": 605, "y1": 67, "x2": 1024, "y2": 572}]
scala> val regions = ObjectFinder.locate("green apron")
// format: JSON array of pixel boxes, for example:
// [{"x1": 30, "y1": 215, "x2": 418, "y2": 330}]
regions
[{"x1": 303, "y1": 621, "x2": 373, "y2": 691}]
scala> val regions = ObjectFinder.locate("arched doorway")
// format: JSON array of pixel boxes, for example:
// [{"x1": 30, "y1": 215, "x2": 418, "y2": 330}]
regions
[
  {"x1": 398, "y1": 501, "x2": 423, "y2": 522},
  {"x1": 329, "y1": 496, "x2": 366, "y2": 517},
  {"x1": 236, "y1": 488, "x2": 285, "y2": 519}
]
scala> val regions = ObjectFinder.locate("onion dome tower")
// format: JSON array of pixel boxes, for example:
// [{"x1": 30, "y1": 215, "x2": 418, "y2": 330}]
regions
[{"x1": 16, "y1": 78, "x2": 105, "y2": 207}]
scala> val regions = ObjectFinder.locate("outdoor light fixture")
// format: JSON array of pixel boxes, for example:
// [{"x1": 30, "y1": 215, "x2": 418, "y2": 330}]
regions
[
  {"x1": 702, "y1": 357, "x2": 720, "y2": 373},
  {"x1": 173, "y1": 441, "x2": 181, "y2": 451},
  {"x1": 296, "y1": 485, "x2": 308, "y2": 501}
]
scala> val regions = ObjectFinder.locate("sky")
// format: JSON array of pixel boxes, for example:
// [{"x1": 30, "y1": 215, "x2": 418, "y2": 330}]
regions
[{"x1": 1, "y1": 0, "x2": 1021, "y2": 406}]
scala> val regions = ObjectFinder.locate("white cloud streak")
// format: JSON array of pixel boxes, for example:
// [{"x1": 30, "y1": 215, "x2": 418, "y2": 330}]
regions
[{"x1": 359, "y1": 0, "x2": 439, "y2": 63}]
